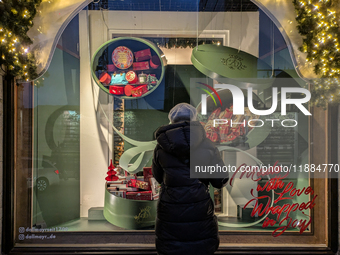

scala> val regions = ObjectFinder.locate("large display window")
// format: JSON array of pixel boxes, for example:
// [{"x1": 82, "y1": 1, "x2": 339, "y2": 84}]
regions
[{"x1": 3, "y1": 0, "x2": 338, "y2": 254}]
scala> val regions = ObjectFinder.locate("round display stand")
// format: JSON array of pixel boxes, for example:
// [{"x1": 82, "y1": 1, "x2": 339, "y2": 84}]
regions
[{"x1": 103, "y1": 189, "x2": 157, "y2": 229}]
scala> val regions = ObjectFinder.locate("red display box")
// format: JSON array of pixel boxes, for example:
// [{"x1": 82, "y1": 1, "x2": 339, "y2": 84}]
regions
[
  {"x1": 126, "y1": 71, "x2": 138, "y2": 84},
  {"x1": 127, "y1": 179, "x2": 150, "y2": 190},
  {"x1": 126, "y1": 191, "x2": 152, "y2": 200},
  {"x1": 150, "y1": 56, "x2": 160, "y2": 69},
  {"x1": 133, "y1": 61, "x2": 150, "y2": 70},
  {"x1": 131, "y1": 85, "x2": 148, "y2": 97},
  {"x1": 143, "y1": 167, "x2": 152, "y2": 182},
  {"x1": 109, "y1": 86, "x2": 125, "y2": 95},
  {"x1": 99, "y1": 72, "x2": 111, "y2": 85},
  {"x1": 124, "y1": 85, "x2": 133, "y2": 96},
  {"x1": 134, "y1": 48, "x2": 151, "y2": 62}
]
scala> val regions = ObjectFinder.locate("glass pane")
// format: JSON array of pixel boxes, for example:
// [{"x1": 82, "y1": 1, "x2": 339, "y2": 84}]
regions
[
  {"x1": 14, "y1": 0, "x2": 314, "y2": 242},
  {"x1": 32, "y1": 15, "x2": 80, "y2": 229}
]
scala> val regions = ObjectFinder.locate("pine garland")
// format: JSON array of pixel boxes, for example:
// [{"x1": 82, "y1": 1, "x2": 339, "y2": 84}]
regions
[
  {"x1": 146, "y1": 38, "x2": 221, "y2": 49},
  {"x1": 0, "y1": 0, "x2": 41, "y2": 81},
  {"x1": 293, "y1": 0, "x2": 340, "y2": 107}
]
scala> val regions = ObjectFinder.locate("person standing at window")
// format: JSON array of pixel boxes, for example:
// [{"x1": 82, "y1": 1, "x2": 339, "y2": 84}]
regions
[{"x1": 152, "y1": 103, "x2": 228, "y2": 255}]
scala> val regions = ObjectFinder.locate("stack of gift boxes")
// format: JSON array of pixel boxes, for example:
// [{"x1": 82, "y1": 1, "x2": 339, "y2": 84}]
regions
[
  {"x1": 105, "y1": 160, "x2": 160, "y2": 200},
  {"x1": 97, "y1": 46, "x2": 161, "y2": 98}
]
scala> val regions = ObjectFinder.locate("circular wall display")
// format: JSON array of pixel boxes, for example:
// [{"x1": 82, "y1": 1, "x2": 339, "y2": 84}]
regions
[{"x1": 91, "y1": 37, "x2": 166, "y2": 99}]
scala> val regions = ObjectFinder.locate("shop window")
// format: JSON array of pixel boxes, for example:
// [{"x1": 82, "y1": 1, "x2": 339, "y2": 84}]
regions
[{"x1": 8, "y1": 1, "x2": 337, "y2": 253}]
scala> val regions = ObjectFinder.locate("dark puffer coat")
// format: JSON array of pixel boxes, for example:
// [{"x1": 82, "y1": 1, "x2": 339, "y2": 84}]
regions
[{"x1": 152, "y1": 121, "x2": 227, "y2": 255}]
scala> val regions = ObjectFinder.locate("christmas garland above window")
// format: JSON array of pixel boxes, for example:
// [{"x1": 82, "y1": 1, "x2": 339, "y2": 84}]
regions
[
  {"x1": 0, "y1": 0, "x2": 41, "y2": 81},
  {"x1": 293, "y1": 0, "x2": 340, "y2": 107}
]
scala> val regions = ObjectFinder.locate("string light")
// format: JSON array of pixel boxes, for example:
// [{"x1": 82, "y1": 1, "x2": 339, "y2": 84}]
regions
[
  {"x1": 294, "y1": 0, "x2": 340, "y2": 107},
  {"x1": 0, "y1": 0, "x2": 42, "y2": 81}
]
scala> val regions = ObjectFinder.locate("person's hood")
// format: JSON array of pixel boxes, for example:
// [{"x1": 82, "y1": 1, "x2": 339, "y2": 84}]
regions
[{"x1": 155, "y1": 121, "x2": 206, "y2": 158}]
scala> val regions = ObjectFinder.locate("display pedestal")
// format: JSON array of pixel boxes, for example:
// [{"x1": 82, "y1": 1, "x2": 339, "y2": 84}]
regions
[{"x1": 103, "y1": 189, "x2": 157, "y2": 229}]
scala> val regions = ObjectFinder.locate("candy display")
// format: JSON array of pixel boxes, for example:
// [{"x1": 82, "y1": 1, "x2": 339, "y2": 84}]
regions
[
  {"x1": 93, "y1": 38, "x2": 164, "y2": 98},
  {"x1": 202, "y1": 106, "x2": 259, "y2": 144},
  {"x1": 105, "y1": 163, "x2": 159, "y2": 201}
]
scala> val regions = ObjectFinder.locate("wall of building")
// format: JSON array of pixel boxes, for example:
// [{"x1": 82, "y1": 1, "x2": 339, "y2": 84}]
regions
[{"x1": 0, "y1": 71, "x2": 3, "y2": 250}]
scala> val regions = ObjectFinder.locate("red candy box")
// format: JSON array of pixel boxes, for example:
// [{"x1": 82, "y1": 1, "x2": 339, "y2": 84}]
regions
[
  {"x1": 134, "y1": 48, "x2": 151, "y2": 62},
  {"x1": 150, "y1": 56, "x2": 161, "y2": 69},
  {"x1": 127, "y1": 179, "x2": 150, "y2": 190},
  {"x1": 143, "y1": 167, "x2": 153, "y2": 182},
  {"x1": 109, "y1": 86, "x2": 124, "y2": 95},
  {"x1": 124, "y1": 85, "x2": 133, "y2": 96},
  {"x1": 99, "y1": 72, "x2": 111, "y2": 85},
  {"x1": 126, "y1": 191, "x2": 152, "y2": 200},
  {"x1": 126, "y1": 71, "x2": 138, "y2": 84},
  {"x1": 131, "y1": 85, "x2": 148, "y2": 97},
  {"x1": 133, "y1": 61, "x2": 150, "y2": 71}
]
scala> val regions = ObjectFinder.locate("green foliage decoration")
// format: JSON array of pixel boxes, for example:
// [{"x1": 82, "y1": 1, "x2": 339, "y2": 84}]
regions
[
  {"x1": 0, "y1": 0, "x2": 42, "y2": 81},
  {"x1": 293, "y1": 0, "x2": 340, "y2": 107}
]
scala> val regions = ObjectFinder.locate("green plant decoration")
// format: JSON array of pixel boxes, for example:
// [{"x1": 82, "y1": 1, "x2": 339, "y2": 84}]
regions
[
  {"x1": 0, "y1": 0, "x2": 42, "y2": 81},
  {"x1": 293, "y1": 0, "x2": 340, "y2": 107}
]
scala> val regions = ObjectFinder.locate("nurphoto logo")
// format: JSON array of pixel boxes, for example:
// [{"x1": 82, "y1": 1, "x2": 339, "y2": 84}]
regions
[
  {"x1": 198, "y1": 83, "x2": 311, "y2": 128},
  {"x1": 200, "y1": 84, "x2": 311, "y2": 116}
]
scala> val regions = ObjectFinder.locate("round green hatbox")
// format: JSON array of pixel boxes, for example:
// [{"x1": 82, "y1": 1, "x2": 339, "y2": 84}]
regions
[{"x1": 103, "y1": 189, "x2": 158, "y2": 230}]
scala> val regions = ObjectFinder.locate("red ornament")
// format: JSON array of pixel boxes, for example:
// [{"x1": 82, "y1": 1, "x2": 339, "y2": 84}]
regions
[
  {"x1": 108, "y1": 159, "x2": 115, "y2": 171},
  {"x1": 106, "y1": 159, "x2": 119, "y2": 181}
]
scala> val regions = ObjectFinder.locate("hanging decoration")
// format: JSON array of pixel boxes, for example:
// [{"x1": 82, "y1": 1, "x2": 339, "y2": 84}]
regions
[
  {"x1": 0, "y1": 0, "x2": 41, "y2": 81},
  {"x1": 293, "y1": 0, "x2": 340, "y2": 107}
]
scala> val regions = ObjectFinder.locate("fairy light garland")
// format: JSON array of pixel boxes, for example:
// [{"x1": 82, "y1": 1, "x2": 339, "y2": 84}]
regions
[
  {"x1": 0, "y1": 0, "x2": 42, "y2": 81},
  {"x1": 293, "y1": 0, "x2": 340, "y2": 107}
]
